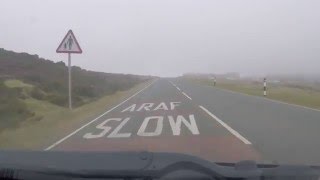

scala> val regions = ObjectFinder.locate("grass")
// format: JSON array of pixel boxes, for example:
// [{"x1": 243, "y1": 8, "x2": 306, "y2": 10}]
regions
[
  {"x1": 0, "y1": 81, "x2": 151, "y2": 150},
  {"x1": 4, "y1": 79, "x2": 33, "y2": 88},
  {"x1": 188, "y1": 78, "x2": 320, "y2": 110}
]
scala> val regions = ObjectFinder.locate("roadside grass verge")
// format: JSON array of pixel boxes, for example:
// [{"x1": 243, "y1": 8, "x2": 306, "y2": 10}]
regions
[
  {"x1": 0, "y1": 81, "x2": 151, "y2": 150},
  {"x1": 187, "y1": 78, "x2": 320, "y2": 110},
  {"x1": 4, "y1": 79, "x2": 33, "y2": 88}
]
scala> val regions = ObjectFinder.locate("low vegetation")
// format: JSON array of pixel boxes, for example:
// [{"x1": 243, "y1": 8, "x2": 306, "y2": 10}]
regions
[
  {"x1": 187, "y1": 77, "x2": 320, "y2": 110},
  {"x1": 0, "y1": 48, "x2": 152, "y2": 132},
  {"x1": 0, "y1": 80, "x2": 34, "y2": 130},
  {"x1": 0, "y1": 81, "x2": 150, "y2": 149}
]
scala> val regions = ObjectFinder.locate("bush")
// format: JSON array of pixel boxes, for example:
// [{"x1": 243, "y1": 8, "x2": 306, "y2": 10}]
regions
[
  {"x1": 0, "y1": 81, "x2": 33, "y2": 130},
  {"x1": 47, "y1": 94, "x2": 68, "y2": 106},
  {"x1": 74, "y1": 86, "x2": 96, "y2": 98},
  {"x1": 0, "y1": 48, "x2": 152, "y2": 109},
  {"x1": 72, "y1": 96, "x2": 85, "y2": 107},
  {"x1": 30, "y1": 87, "x2": 45, "y2": 100}
]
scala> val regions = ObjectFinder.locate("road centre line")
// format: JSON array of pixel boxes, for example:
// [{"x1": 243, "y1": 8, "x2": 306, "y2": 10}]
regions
[
  {"x1": 169, "y1": 81, "x2": 176, "y2": 87},
  {"x1": 169, "y1": 81, "x2": 181, "y2": 92},
  {"x1": 44, "y1": 80, "x2": 157, "y2": 151},
  {"x1": 182, "y1": 92, "x2": 192, "y2": 100},
  {"x1": 168, "y1": 80, "x2": 192, "y2": 100},
  {"x1": 171, "y1": 80, "x2": 250, "y2": 144},
  {"x1": 199, "y1": 105, "x2": 252, "y2": 145}
]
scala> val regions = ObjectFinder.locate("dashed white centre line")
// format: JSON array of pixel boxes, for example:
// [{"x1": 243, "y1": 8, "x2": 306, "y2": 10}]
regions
[
  {"x1": 199, "y1": 105, "x2": 252, "y2": 145},
  {"x1": 169, "y1": 80, "x2": 181, "y2": 91},
  {"x1": 169, "y1": 81, "x2": 176, "y2": 87},
  {"x1": 169, "y1": 80, "x2": 250, "y2": 145},
  {"x1": 168, "y1": 80, "x2": 192, "y2": 100},
  {"x1": 44, "y1": 80, "x2": 157, "y2": 151},
  {"x1": 182, "y1": 92, "x2": 192, "y2": 100}
]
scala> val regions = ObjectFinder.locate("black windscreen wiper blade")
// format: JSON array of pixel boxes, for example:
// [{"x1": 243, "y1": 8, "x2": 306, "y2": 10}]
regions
[{"x1": 0, "y1": 151, "x2": 319, "y2": 179}]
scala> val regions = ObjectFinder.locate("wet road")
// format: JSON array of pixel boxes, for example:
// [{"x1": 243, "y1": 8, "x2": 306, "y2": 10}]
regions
[{"x1": 46, "y1": 78, "x2": 320, "y2": 165}]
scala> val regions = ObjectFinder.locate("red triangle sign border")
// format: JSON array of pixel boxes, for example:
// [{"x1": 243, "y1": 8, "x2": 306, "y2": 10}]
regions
[{"x1": 56, "y1": 30, "x2": 82, "y2": 54}]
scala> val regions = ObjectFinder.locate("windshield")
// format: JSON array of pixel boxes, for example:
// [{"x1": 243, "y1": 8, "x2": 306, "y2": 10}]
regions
[{"x1": 1, "y1": 0, "x2": 320, "y2": 168}]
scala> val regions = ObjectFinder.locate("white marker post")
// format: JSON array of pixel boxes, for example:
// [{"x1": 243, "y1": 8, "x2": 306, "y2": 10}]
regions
[
  {"x1": 56, "y1": 30, "x2": 82, "y2": 110},
  {"x1": 210, "y1": 76, "x2": 216, "y2": 86},
  {"x1": 263, "y1": 78, "x2": 267, "y2": 97}
]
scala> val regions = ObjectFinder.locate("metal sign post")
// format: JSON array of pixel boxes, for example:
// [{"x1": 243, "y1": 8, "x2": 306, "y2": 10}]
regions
[
  {"x1": 56, "y1": 30, "x2": 82, "y2": 110},
  {"x1": 263, "y1": 78, "x2": 267, "y2": 97},
  {"x1": 68, "y1": 53, "x2": 72, "y2": 109}
]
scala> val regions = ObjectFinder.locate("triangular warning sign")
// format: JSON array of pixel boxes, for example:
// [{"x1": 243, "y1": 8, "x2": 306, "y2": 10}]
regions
[{"x1": 56, "y1": 30, "x2": 82, "y2": 53}]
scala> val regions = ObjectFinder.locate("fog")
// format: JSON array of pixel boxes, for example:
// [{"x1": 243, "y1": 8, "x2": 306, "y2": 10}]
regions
[{"x1": 1, "y1": 0, "x2": 320, "y2": 77}]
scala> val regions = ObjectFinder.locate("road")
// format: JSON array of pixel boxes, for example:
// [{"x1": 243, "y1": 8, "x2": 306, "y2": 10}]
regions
[{"x1": 45, "y1": 78, "x2": 320, "y2": 165}]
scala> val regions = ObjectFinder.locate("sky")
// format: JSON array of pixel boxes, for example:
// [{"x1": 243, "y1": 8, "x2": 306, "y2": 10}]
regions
[{"x1": 1, "y1": 0, "x2": 320, "y2": 77}]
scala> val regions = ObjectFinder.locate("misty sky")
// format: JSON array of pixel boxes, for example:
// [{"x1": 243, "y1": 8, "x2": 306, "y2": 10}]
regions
[{"x1": 1, "y1": 0, "x2": 320, "y2": 77}]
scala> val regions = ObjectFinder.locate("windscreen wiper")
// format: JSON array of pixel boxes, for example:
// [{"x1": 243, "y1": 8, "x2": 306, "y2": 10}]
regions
[{"x1": 0, "y1": 151, "x2": 319, "y2": 180}]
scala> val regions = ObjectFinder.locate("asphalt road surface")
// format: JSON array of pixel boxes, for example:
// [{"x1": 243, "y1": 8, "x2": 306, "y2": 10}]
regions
[{"x1": 45, "y1": 78, "x2": 320, "y2": 165}]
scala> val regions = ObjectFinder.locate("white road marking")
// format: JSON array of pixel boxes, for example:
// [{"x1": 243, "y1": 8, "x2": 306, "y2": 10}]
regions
[
  {"x1": 107, "y1": 118, "x2": 132, "y2": 138},
  {"x1": 169, "y1": 81, "x2": 192, "y2": 100},
  {"x1": 199, "y1": 105, "x2": 252, "y2": 145},
  {"x1": 137, "y1": 103, "x2": 154, "y2": 111},
  {"x1": 170, "y1": 102, "x2": 181, "y2": 110},
  {"x1": 214, "y1": 87, "x2": 320, "y2": 113},
  {"x1": 83, "y1": 118, "x2": 121, "y2": 139},
  {"x1": 44, "y1": 80, "x2": 156, "y2": 150},
  {"x1": 83, "y1": 117, "x2": 132, "y2": 139},
  {"x1": 168, "y1": 80, "x2": 182, "y2": 91},
  {"x1": 121, "y1": 104, "x2": 136, "y2": 112},
  {"x1": 169, "y1": 81, "x2": 177, "y2": 87},
  {"x1": 137, "y1": 116, "x2": 163, "y2": 137},
  {"x1": 182, "y1": 92, "x2": 192, "y2": 100},
  {"x1": 168, "y1": 114, "x2": 199, "y2": 135},
  {"x1": 153, "y1": 102, "x2": 169, "y2": 111}
]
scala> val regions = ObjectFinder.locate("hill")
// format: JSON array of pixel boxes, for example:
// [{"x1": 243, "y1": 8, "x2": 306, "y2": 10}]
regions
[{"x1": 0, "y1": 48, "x2": 151, "y2": 131}]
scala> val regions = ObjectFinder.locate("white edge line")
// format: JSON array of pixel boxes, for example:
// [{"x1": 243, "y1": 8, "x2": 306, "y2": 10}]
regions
[
  {"x1": 265, "y1": 96, "x2": 320, "y2": 112},
  {"x1": 44, "y1": 80, "x2": 157, "y2": 151},
  {"x1": 176, "y1": 87, "x2": 181, "y2": 91},
  {"x1": 199, "y1": 105, "x2": 252, "y2": 145},
  {"x1": 182, "y1": 92, "x2": 192, "y2": 100},
  {"x1": 212, "y1": 86, "x2": 320, "y2": 113}
]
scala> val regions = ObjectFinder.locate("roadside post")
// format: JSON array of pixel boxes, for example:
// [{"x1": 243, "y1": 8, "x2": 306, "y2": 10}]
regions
[
  {"x1": 210, "y1": 76, "x2": 216, "y2": 86},
  {"x1": 56, "y1": 30, "x2": 82, "y2": 110},
  {"x1": 263, "y1": 78, "x2": 267, "y2": 96}
]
